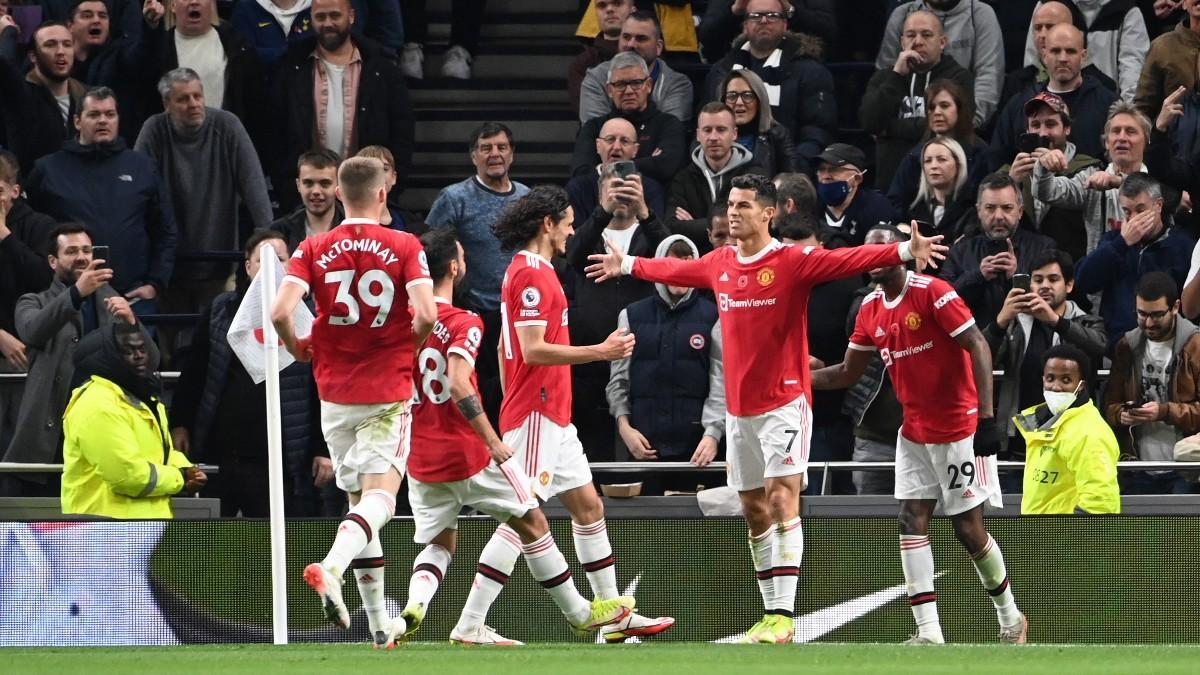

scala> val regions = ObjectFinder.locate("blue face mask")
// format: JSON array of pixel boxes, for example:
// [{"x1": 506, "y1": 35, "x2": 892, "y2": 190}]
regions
[{"x1": 817, "y1": 180, "x2": 852, "y2": 207}]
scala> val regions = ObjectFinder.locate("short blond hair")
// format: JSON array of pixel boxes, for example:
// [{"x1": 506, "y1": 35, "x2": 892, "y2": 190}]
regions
[{"x1": 337, "y1": 157, "x2": 385, "y2": 207}]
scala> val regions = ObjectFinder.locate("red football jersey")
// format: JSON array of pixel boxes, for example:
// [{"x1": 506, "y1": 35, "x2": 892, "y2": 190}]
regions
[
  {"x1": 849, "y1": 272, "x2": 978, "y2": 443},
  {"x1": 284, "y1": 218, "x2": 431, "y2": 404},
  {"x1": 498, "y1": 250, "x2": 572, "y2": 433},
  {"x1": 409, "y1": 299, "x2": 491, "y2": 482},
  {"x1": 633, "y1": 240, "x2": 905, "y2": 416}
]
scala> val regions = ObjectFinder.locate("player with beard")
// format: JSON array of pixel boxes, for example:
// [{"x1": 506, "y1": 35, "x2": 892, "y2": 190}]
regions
[
  {"x1": 449, "y1": 185, "x2": 674, "y2": 645},
  {"x1": 812, "y1": 224, "x2": 1027, "y2": 645},
  {"x1": 587, "y1": 175, "x2": 948, "y2": 644},
  {"x1": 0, "y1": 22, "x2": 85, "y2": 171},
  {"x1": 393, "y1": 228, "x2": 635, "y2": 645}
]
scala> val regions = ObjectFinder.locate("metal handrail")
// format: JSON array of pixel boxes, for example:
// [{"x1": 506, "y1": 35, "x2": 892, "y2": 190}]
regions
[{"x1": 0, "y1": 462, "x2": 219, "y2": 474}]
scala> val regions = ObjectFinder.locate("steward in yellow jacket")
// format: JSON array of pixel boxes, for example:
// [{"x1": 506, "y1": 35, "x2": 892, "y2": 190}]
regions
[
  {"x1": 62, "y1": 323, "x2": 204, "y2": 518},
  {"x1": 1014, "y1": 343, "x2": 1120, "y2": 515}
]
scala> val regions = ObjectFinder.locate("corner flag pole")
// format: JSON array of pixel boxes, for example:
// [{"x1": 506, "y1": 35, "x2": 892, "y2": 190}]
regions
[{"x1": 259, "y1": 243, "x2": 289, "y2": 645}]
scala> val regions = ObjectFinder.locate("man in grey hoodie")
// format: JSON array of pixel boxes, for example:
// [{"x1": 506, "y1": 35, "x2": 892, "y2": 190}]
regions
[
  {"x1": 667, "y1": 102, "x2": 757, "y2": 253},
  {"x1": 876, "y1": 0, "x2": 1004, "y2": 126},
  {"x1": 607, "y1": 234, "x2": 725, "y2": 493}
]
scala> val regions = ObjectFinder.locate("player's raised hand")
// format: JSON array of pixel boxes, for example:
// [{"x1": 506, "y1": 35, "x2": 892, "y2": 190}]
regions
[
  {"x1": 585, "y1": 235, "x2": 627, "y2": 283},
  {"x1": 907, "y1": 220, "x2": 948, "y2": 270},
  {"x1": 594, "y1": 327, "x2": 635, "y2": 361}
]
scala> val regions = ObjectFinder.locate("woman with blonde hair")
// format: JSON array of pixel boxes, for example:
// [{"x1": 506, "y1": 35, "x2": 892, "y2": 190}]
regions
[
  {"x1": 717, "y1": 69, "x2": 800, "y2": 176},
  {"x1": 904, "y1": 135, "x2": 975, "y2": 241}
]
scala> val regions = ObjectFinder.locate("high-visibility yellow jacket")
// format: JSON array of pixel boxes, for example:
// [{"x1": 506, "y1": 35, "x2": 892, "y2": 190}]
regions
[
  {"x1": 576, "y1": 0, "x2": 699, "y2": 53},
  {"x1": 61, "y1": 376, "x2": 192, "y2": 519},
  {"x1": 1014, "y1": 401, "x2": 1120, "y2": 515}
]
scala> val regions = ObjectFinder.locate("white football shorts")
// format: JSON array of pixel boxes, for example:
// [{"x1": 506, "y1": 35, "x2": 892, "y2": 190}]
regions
[
  {"x1": 503, "y1": 411, "x2": 593, "y2": 501},
  {"x1": 409, "y1": 460, "x2": 539, "y2": 544},
  {"x1": 319, "y1": 400, "x2": 410, "y2": 493},
  {"x1": 894, "y1": 432, "x2": 1003, "y2": 515},
  {"x1": 726, "y1": 394, "x2": 811, "y2": 492}
]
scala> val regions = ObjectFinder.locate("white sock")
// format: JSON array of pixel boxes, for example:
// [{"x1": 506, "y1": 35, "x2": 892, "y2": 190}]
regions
[
  {"x1": 972, "y1": 535, "x2": 1022, "y2": 627},
  {"x1": 522, "y1": 531, "x2": 591, "y2": 626},
  {"x1": 572, "y1": 518, "x2": 618, "y2": 600},
  {"x1": 456, "y1": 524, "x2": 522, "y2": 632},
  {"x1": 351, "y1": 538, "x2": 388, "y2": 634},
  {"x1": 322, "y1": 489, "x2": 395, "y2": 576},
  {"x1": 900, "y1": 534, "x2": 943, "y2": 642},
  {"x1": 769, "y1": 517, "x2": 803, "y2": 616},
  {"x1": 748, "y1": 527, "x2": 775, "y2": 611},
  {"x1": 407, "y1": 544, "x2": 452, "y2": 611}
]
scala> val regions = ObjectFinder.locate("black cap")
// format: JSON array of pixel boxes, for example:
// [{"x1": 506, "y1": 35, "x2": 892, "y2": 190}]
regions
[{"x1": 816, "y1": 143, "x2": 866, "y2": 171}]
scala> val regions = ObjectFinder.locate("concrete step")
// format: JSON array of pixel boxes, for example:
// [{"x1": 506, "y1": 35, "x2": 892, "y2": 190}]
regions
[{"x1": 415, "y1": 117, "x2": 580, "y2": 144}]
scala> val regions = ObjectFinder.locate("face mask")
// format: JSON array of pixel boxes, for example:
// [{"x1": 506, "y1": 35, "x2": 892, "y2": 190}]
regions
[
  {"x1": 1043, "y1": 382, "x2": 1082, "y2": 416},
  {"x1": 817, "y1": 180, "x2": 852, "y2": 207}
]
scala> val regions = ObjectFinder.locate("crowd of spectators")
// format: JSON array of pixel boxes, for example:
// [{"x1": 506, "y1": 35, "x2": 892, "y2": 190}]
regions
[{"x1": 4, "y1": 0, "x2": 1200, "y2": 515}]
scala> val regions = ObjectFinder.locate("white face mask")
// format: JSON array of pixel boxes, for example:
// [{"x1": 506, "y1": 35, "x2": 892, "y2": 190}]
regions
[{"x1": 1043, "y1": 382, "x2": 1082, "y2": 415}]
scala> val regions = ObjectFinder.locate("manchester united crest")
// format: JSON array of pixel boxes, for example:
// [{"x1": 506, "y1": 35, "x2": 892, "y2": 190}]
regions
[
  {"x1": 539, "y1": 471, "x2": 551, "y2": 486},
  {"x1": 905, "y1": 312, "x2": 922, "y2": 331},
  {"x1": 757, "y1": 267, "x2": 775, "y2": 286}
]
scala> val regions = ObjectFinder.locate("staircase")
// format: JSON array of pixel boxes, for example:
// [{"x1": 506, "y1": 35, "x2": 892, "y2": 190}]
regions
[{"x1": 402, "y1": 0, "x2": 582, "y2": 214}]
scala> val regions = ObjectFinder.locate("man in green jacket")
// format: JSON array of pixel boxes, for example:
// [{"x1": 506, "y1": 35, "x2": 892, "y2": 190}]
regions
[
  {"x1": 1015, "y1": 343, "x2": 1120, "y2": 514},
  {"x1": 61, "y1": 322, "x2": 205, "y2": 518}
]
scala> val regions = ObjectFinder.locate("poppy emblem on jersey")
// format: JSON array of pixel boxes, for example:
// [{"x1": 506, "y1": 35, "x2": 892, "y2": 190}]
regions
[
  {"x1": 689, "y1": 333, "x2": 706, "y2": 350},
  {"x1": 737, "y1": 275, "x2": 749, "y2": 288},
  {"x1": 521, "y1": 286, "x2": 541, "y2": 308},
  {"x1": 756, "y1": 267, "x2": 775, "y2": 286},
  {"x1": 905, "y1": 312, "x2": 922, "y2": 331},
  {"x1": 539, "y1": 471, "x2": 551, "y2": 486}
]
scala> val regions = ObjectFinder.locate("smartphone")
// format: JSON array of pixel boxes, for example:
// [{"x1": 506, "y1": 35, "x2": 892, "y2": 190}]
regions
[
  {"x1": 1012, "y1": 273, "x2": 1031, "y2": 292},
  {"x1": 612, "y1": 160, "x2": 638, "y2": 179},
  {"x1": 985, "y1": 238, "x2": 1009, "y2": 256},
  {"x1": 1017, "y1": 133, "x2": 1046, "y2": 154},
  {"x1": 92, "y1": 245, "x2": 110, "y2": 268}
]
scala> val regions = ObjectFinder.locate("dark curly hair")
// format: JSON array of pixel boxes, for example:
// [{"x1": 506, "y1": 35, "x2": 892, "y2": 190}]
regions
[{"x1": 491, "y1": 185, "x2": 572, "y2": 251}]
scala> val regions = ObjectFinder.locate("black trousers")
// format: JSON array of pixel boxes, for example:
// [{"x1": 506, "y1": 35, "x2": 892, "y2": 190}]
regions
[{"x1": 400, "y1": 0, "x2": 486, "y2": 54}]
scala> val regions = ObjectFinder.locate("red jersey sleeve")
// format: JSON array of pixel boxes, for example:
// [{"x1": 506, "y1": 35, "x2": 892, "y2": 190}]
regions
[
  {"x1": 848, "y1": 302, "x2": 877, "y2": 351},
  {"x1": 631, "y1": 251, "x2": 713, "y2": 289},
  {"x1": 926, "y1": 278, "x2": 976, "y2": 338},
  {"x1": 783, "y1": 243, "x2": 903, "y2": 284},
  {"x1": 509, "y1": 266, "x2": 558, "y2": 327},
  {"x1": 448, "y1": 312, "x2": 486, "y2": 368},
  {"x1": 400, "y1": 234, "x2": 433, "y2": 290},
  {"x1": 284, "y1": 238, "x2": 314, "y2": 293}
]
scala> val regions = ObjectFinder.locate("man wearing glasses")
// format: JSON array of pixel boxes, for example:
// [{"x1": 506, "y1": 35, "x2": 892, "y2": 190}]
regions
[
  {"x1": 703, "y1": 0, "x2": 836, "y2": 169},
  {"x1": 566, "y1": 117, "x2": 667, "y2": 225},
  {"x1": 570, "y1": 51, "x2": 686, "y2": 185},
  {"x1": 577, "y1": 10, "x2": 694, "y2": 123}
]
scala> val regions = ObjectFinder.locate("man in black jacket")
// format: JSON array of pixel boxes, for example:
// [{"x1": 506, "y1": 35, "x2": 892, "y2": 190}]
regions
[
  {"x1": 564, "y1": 165, "x2": 669, "y2": 461},
  {"x1": 0, "y1": 150, "x2": 54, "y2": 447},
  {"x1": 570, "y1": 50, "x2": 685, "y2": 186},
  {"x1": 0, "y1": 22, "x2": 87, "y2": 176},
  {"x1": 703, "y1": 0, "x2": 837, "y2": 168},
  {"x1": 68, "y1": 0, "x2": 150, "y2": 145},
  {"x1": 860, "y1": 10, "x2": 973, "y2": 190},
  {"x1": 940, "y1": 175, "x2": 1057, "y2": 328},
  {"x1": 171, "y1": 230, "x2": 337, "y2": 516},
  {"x1": 811, "y1": 143, "x2": 898, "y2": 248},
  {"x1": 270, "y1": 148, "x2": 346, "y2": 252},
  {"x1": 274, "y1": 0, "x2": 414, "y2": 213}
]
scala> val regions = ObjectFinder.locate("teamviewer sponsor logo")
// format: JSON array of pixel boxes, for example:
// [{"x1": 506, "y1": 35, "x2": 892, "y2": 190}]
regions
[{"x1": 718, "y1": 293, "x2": 777, "y2": 312}]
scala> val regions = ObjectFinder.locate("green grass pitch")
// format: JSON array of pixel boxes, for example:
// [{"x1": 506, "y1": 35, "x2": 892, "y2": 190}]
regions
[{"x1": 6, "y1": 644, "x2": 1200, "y2": 674}]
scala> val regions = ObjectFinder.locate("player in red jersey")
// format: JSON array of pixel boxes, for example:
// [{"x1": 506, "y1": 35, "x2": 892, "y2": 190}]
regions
[
  {"x1": 271, "y1": 157, "x2": 438, "y2": 646},
  {"x1": 812, "y1": 224, "x2": 1027, "y2": 645},
  {"x1": 587, "y1": 174, "x2": 948, "y2": 643},
  {"x1": 450, "y1": 185, "x2": 674, "y2": 645},
  {"x1": 392, "y1": 228, "x2": 635, "y2": 646}
]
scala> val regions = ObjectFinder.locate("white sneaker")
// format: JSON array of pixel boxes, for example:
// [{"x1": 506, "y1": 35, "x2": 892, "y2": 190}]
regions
[
  {"x1": 303, "y1": 562, "x2": 349, "y2": 629},
  {"x1": 441, "y1": 45, "x2": 472, "y2": 79},
  {"x1": 600, "y1": 611, "x2": 676, "y2": 643},
  {"x1": 449, "y1": 624, "x2": 524, "y2": 646},
  {"x1": 401, "y1": 43, "x2": 424, "y2": 79}
]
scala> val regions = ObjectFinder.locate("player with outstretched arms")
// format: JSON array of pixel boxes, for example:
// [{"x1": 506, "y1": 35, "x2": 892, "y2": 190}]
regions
[
  {"x1": 271, "y1": 157, "x2": 437, "y2": 648},
  {"x1": 450, "y1": 184, "x2": 674, "y2": 645},
  {"x1": 586, "y1": 174, "x2": 948, "y2": 643},
  {"x1": 811, "y1": 225, "x2": 1028, "y2": 645},
  {"x1": 392, "y1": 228, "x2": 636, "y2": 645}
]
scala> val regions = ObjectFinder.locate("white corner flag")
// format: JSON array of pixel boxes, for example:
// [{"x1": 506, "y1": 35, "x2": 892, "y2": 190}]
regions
[{"x1": 227, "y1": 250, "x2": 314, "y2": 383}]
